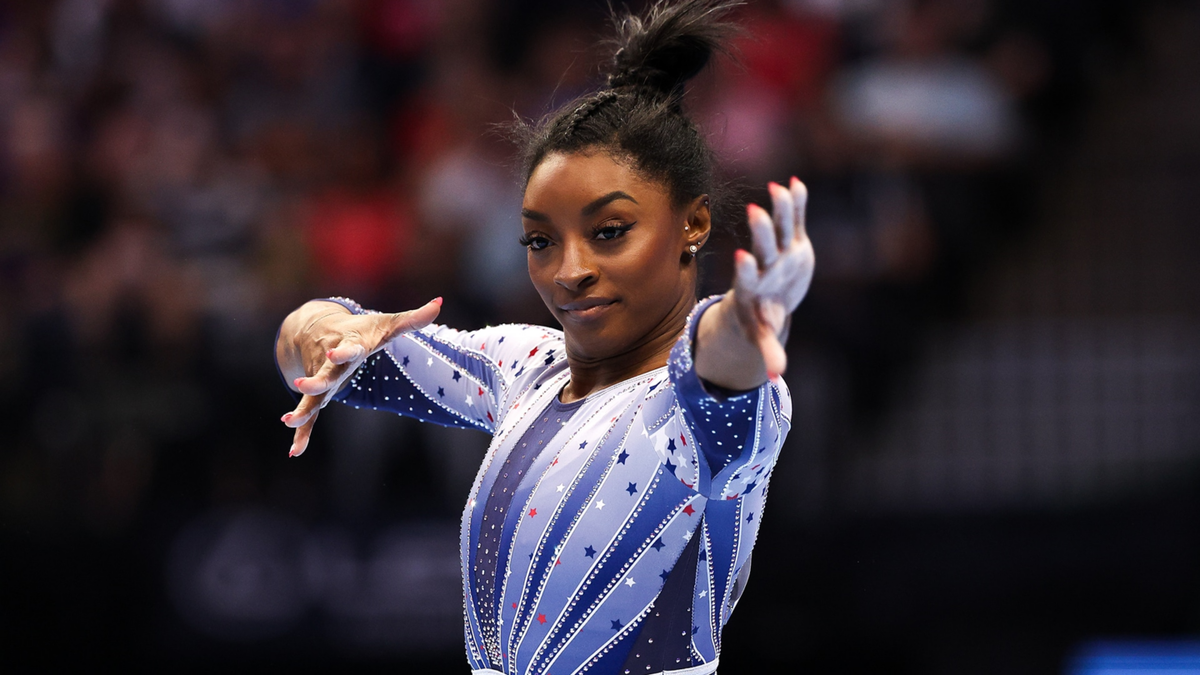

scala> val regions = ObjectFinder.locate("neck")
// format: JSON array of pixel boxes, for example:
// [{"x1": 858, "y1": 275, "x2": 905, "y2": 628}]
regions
[{"x1": 559, "y1": 294, "x2": 696, "y2": 403}]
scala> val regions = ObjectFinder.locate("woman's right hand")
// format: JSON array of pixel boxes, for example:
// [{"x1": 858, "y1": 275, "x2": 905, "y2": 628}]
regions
[{"x1": 276, "y1": 297, "x2": 443, "y2": 457}]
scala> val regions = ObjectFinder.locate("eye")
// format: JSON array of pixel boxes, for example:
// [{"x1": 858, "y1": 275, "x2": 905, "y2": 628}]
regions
[
  {"x1": 519, "y1": 233, "x2": 551, "y2": 251},
  {"x1": 593, "y1": 223, "x2": 633, "y2": 241}
]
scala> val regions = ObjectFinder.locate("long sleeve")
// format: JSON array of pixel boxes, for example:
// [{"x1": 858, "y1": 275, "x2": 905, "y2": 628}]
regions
[
  {"x1": 326, "y1": 299, "x2": 567, "y2": 434},
  {"x1": 665, "y1": 295, "x2": 793, "y2": 500}
]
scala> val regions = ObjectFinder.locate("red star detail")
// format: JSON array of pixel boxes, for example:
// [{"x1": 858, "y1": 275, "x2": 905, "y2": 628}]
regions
[
  {"x1": 555, "y1": 558, "x2": 561, "y2": 566},
  {"x1": 498, "y1": 360, "x2": 503, "y2": 367},
  {"x1": 481, "y1": 343, "x2": 486, "y2": 350},
  {"x1": 551, "y1": 458, "x2": 558, "y2": 466},
  {"x1": 682, "y1": 480, "x2": 694, "y2": 488},
  {"x1": 538, "y1": 613, "x2": 547, "y2": 624},
  {"x1": 680, "y1": 433, "x2": 687, "y2": 446},
  {"x1": 726, "y1": 495, "x2": 738, "y2": 500},
  {"x1": 529, "y1": 347, "x2": 539, "y2": 357},
  {"x1": 529, "y1": 508, "x2": 537, "y2": 517},
  {"x1": 486, "y1": 411, "x2": 494, "y2": 422},
  {"x1": 512, "y1": 602, "x2": 517, "y2": 608},
  {"x1": 683, "y1": 504, "x2": 696, "y2": 515},
  {"x1": 478, "y1": 387, "x2": 484, "y2": 396}
]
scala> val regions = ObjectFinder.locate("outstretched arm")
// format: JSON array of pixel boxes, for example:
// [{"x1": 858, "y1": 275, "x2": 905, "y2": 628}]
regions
[{"x1": 694, "y1": 177, "x2": 814, "y2": 390}]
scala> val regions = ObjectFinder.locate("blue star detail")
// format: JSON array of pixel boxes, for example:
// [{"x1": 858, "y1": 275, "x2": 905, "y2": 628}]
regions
[
  {"x1": 498, "y1": 337, "x2": 505, "y2": 343},
  {"x1": 649, "y1": 381, "x2": 661, "y2": 391},
  {"x1": 745, "y1": 481, "x2": 757, "y2": 492},
  {"x1": 617, "y1": 450, "x2": 629, "y2": 465},
  {"x1": 402, "y1": 355, "x2": 410, "y2": 366},
  {"x1": 699, "y1": 549, "x2": 706, "y2": 562},
  {"x1": 579, "y1": 441, "x2": 588, "y2": 449},
  {"x1": 667, "y1": 438, "x2": 676, "y2": 452},
  {"x1": 692, "y1": 626, "x2": 699, "y2": 635},
  {"x1": 746, "y1": 512, "x2": 754, "y2": 523},
  {"x1": 544, "y1": 356, "x2": 554, "y2": 366},
  {"x1": 660, "y1": 569, "x2": 670, "y2": 582},
  {"x1": 651, "y1": 538, "x2": 665, "y2": 552},
  {"x1": 584, "y1": 545, "x2": 596, "y2": 558},
  {"x1": 626, "y1": 482, "x2": 637, "y2": 496},
  {"x1": 610, "y1": 619, "x2": 623, "y2": 630},
  {"x1": 452, "y1": 371, "x2": 461, "y2": 381},
  {"x1": 437, "y1": 387, "x2": 445, "y2": 397},
  {"x1": 528, "y1": 552, "x2": 534, "y2": 560},
  {"x1": 664, "y1": 459, "x2": 677, "y2": 475}
]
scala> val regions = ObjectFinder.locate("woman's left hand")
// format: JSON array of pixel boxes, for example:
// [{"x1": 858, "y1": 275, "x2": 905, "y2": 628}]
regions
[{"x1": 732, "y1": 177, "x2": 815, "y2": 378}]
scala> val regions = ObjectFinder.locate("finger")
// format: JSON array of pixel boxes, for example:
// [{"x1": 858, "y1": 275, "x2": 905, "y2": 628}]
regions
[
  {"x1": 756, "y1": 324, "x2": 788, "y2": 380},
  {"x1": 282, "y1": 392, "x2": 323, "y2": 428},
  {"x1": 757, "y1": 241, "x2": 815, "y2": 311},
  {"x1": 326, "y1": 340, "x2": 366, "y2": 365},
  {"x1": 768, "y1": 182, "x2": 794, "y2": 248},
  {"x1": 789, "y1": 177, "x2": 808, "y2": 241},
  {"x1": 747, "y1": 204, "x2": 779, "y2": 268},
  {"x1": 378, "y1": 297, "x2": 444, "y2": 344},
  {"x1": 289, "y1": 411, "x2": 318, "y2": 457},
  {"x1": 733, "y1": 248, "x2": 761, "y2": 299},
  {"x1": 294, "y1": 357, "x2": 345, "y2": 396}
]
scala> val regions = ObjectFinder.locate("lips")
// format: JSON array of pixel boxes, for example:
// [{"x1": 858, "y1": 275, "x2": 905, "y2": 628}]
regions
[{"x1": 558, "y1": 297, "x2": 617, "y2": 320}]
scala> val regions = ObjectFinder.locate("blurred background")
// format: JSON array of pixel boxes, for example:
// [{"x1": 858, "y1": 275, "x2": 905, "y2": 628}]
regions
[{"x1": 1, "y1": 0, "x2": 1198, "y2": 672}]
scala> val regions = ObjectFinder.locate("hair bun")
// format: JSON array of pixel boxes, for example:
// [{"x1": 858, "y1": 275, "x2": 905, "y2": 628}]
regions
[{"x1": 605, "y1": 0, "x2": 741, "y2": 98}]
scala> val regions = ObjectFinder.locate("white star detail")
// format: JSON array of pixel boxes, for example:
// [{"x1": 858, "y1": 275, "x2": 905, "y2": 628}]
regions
[
  {"x1": 556, "y1": 484, "x2": 564, "y2": 492},
  {"x1": 682, "y1": 531, "x2": 692, "y2": 541},
  {"x1": 465, "y1": 396, "x2": 473, "y2": 406},
  {"x1": 426, "y1": 357, "x2": 433, "y2": 366},
  {"x1": 624, "y1": 577, "x2": 636, "y2": 588},
  {"x1": 595, "y1": 500, "x2": 606, "y2": 511},
  {"x1": 699, "y1": 590, "x2": 707, "y2": 598}
]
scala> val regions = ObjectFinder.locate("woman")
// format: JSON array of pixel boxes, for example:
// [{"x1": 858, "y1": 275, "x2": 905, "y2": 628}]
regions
[{"x1": 276, "y1": 1, "x2": 814, "y2": 672}]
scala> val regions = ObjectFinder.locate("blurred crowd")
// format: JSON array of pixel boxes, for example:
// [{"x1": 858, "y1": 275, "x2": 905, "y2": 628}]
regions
[{"x1": 0, "y1": 0, "x2": 1137, "y2": 664}]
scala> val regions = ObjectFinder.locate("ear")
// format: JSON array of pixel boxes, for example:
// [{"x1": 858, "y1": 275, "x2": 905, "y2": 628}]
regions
[{"x1": 684, "y1": 194, "x2": 712, "y2": 251}]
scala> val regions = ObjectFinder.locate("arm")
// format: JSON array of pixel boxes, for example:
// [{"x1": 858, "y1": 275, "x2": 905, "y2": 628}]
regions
[{"x1": 694, "y1": 177, "x2": 814, "y2": 390}]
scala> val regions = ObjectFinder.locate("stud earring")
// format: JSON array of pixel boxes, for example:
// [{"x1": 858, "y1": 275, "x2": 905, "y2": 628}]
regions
[
  {"x1": 684, "y1": 225, "x2": 690, "y2": 230},
  {"x1": 689, "y1": 244, "x2": 699, "y2": 254}
]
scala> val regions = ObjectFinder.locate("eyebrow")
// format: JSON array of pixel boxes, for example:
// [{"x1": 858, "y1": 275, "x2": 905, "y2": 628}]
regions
[{"x1": 521, "y1": 191, "x2": 639, "y2": 222}]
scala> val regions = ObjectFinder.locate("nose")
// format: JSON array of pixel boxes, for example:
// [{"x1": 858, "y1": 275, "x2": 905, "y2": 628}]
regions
[{"x1": 554, "y1": 240, "x2": 597, "y2": 292}]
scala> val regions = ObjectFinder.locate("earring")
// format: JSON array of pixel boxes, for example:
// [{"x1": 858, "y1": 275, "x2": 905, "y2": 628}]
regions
[
  {"x1": 689, "y1": 244, "x2": 699, "y2": 254},
  {"x1": 684, "y1": 225, "x2": 690, "y2": 230}
]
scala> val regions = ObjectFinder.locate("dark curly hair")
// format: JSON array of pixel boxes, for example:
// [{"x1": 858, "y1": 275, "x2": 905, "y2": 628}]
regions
[{"x1": 513, "y1": 0, "x2": 742, "y2": 217}]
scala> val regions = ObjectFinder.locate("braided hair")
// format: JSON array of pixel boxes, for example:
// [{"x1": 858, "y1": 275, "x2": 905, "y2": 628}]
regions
[{"x1": 515, "y1": 0, "x2": 741, "y2": 213}]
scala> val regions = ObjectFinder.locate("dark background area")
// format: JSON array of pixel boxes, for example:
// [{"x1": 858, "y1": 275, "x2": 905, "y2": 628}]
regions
[{"x1": 0, "y1": 0, "x2": 1197, "y2": 672}]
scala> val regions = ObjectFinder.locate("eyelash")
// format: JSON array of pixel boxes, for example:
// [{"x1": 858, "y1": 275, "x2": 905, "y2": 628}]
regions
[{"x1": 518, "y1": 222, "x2": 634, "y2": 251}]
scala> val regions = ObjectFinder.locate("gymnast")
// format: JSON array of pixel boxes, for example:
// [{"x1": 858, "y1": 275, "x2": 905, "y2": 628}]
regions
[{"x1": 276, "y1": 1, "x2": 814, "y2": 672}]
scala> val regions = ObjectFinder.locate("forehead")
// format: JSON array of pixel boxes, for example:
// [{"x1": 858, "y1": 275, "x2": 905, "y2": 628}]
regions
[{"x1": 523, "y1": 151, "x2": 670, "y2": 208}]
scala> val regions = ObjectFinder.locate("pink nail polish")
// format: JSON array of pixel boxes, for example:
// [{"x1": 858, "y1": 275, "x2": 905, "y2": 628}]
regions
[
  {"x1": 293, "y1": 377, "x2": 304, "y2": 388},
  {"x1": 288, "y1": 444, "x2": 297, "y2": 457},
  {"x1": 432, "y1": 296, "x2": 443, "y2": 307},
  {"x1": 326, "y1": 349, "x2": 335, "y2": 360},
  {"x1": 281, "y1": 413, "x2": 293, "y2": 423}
]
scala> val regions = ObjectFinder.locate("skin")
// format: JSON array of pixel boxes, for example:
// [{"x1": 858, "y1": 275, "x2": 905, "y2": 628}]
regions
[{"x1": 277, "y1": 149, "x2": 814, "y2": 455}]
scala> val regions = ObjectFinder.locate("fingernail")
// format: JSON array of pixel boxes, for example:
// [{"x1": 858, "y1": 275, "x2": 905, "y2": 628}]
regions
[
  {"x1": 293, "y1": 377, "x2": 305, "y2": 388},
  {"x1": 281, "y1": 412, "x2": 293, "y2": 423},
  {"x1": 432, "y1": 297, "x2": 443, "y2": 307},
  {"x1": 326, "y1": 349, "x2": 335, "y2": 360},
  {"x1": 288, "y1": 444, "x2": 298, "y2": 457},
  {"x1": 747, "y1": 203, "x2": 765, "y2": 219},
  {"x1": 767, "y1": 181, "x2": 781, "y2": 191}
]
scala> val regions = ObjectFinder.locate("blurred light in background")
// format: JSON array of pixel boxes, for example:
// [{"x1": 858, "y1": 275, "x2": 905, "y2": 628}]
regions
[{"x1": 1068, "y1": 641, "x2": 1200, "y2": 675}]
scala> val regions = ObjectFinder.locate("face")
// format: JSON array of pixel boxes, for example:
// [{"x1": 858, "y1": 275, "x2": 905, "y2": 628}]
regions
[{"x1": 521, "y1": 151, "x2": 709, "y2": 363}]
